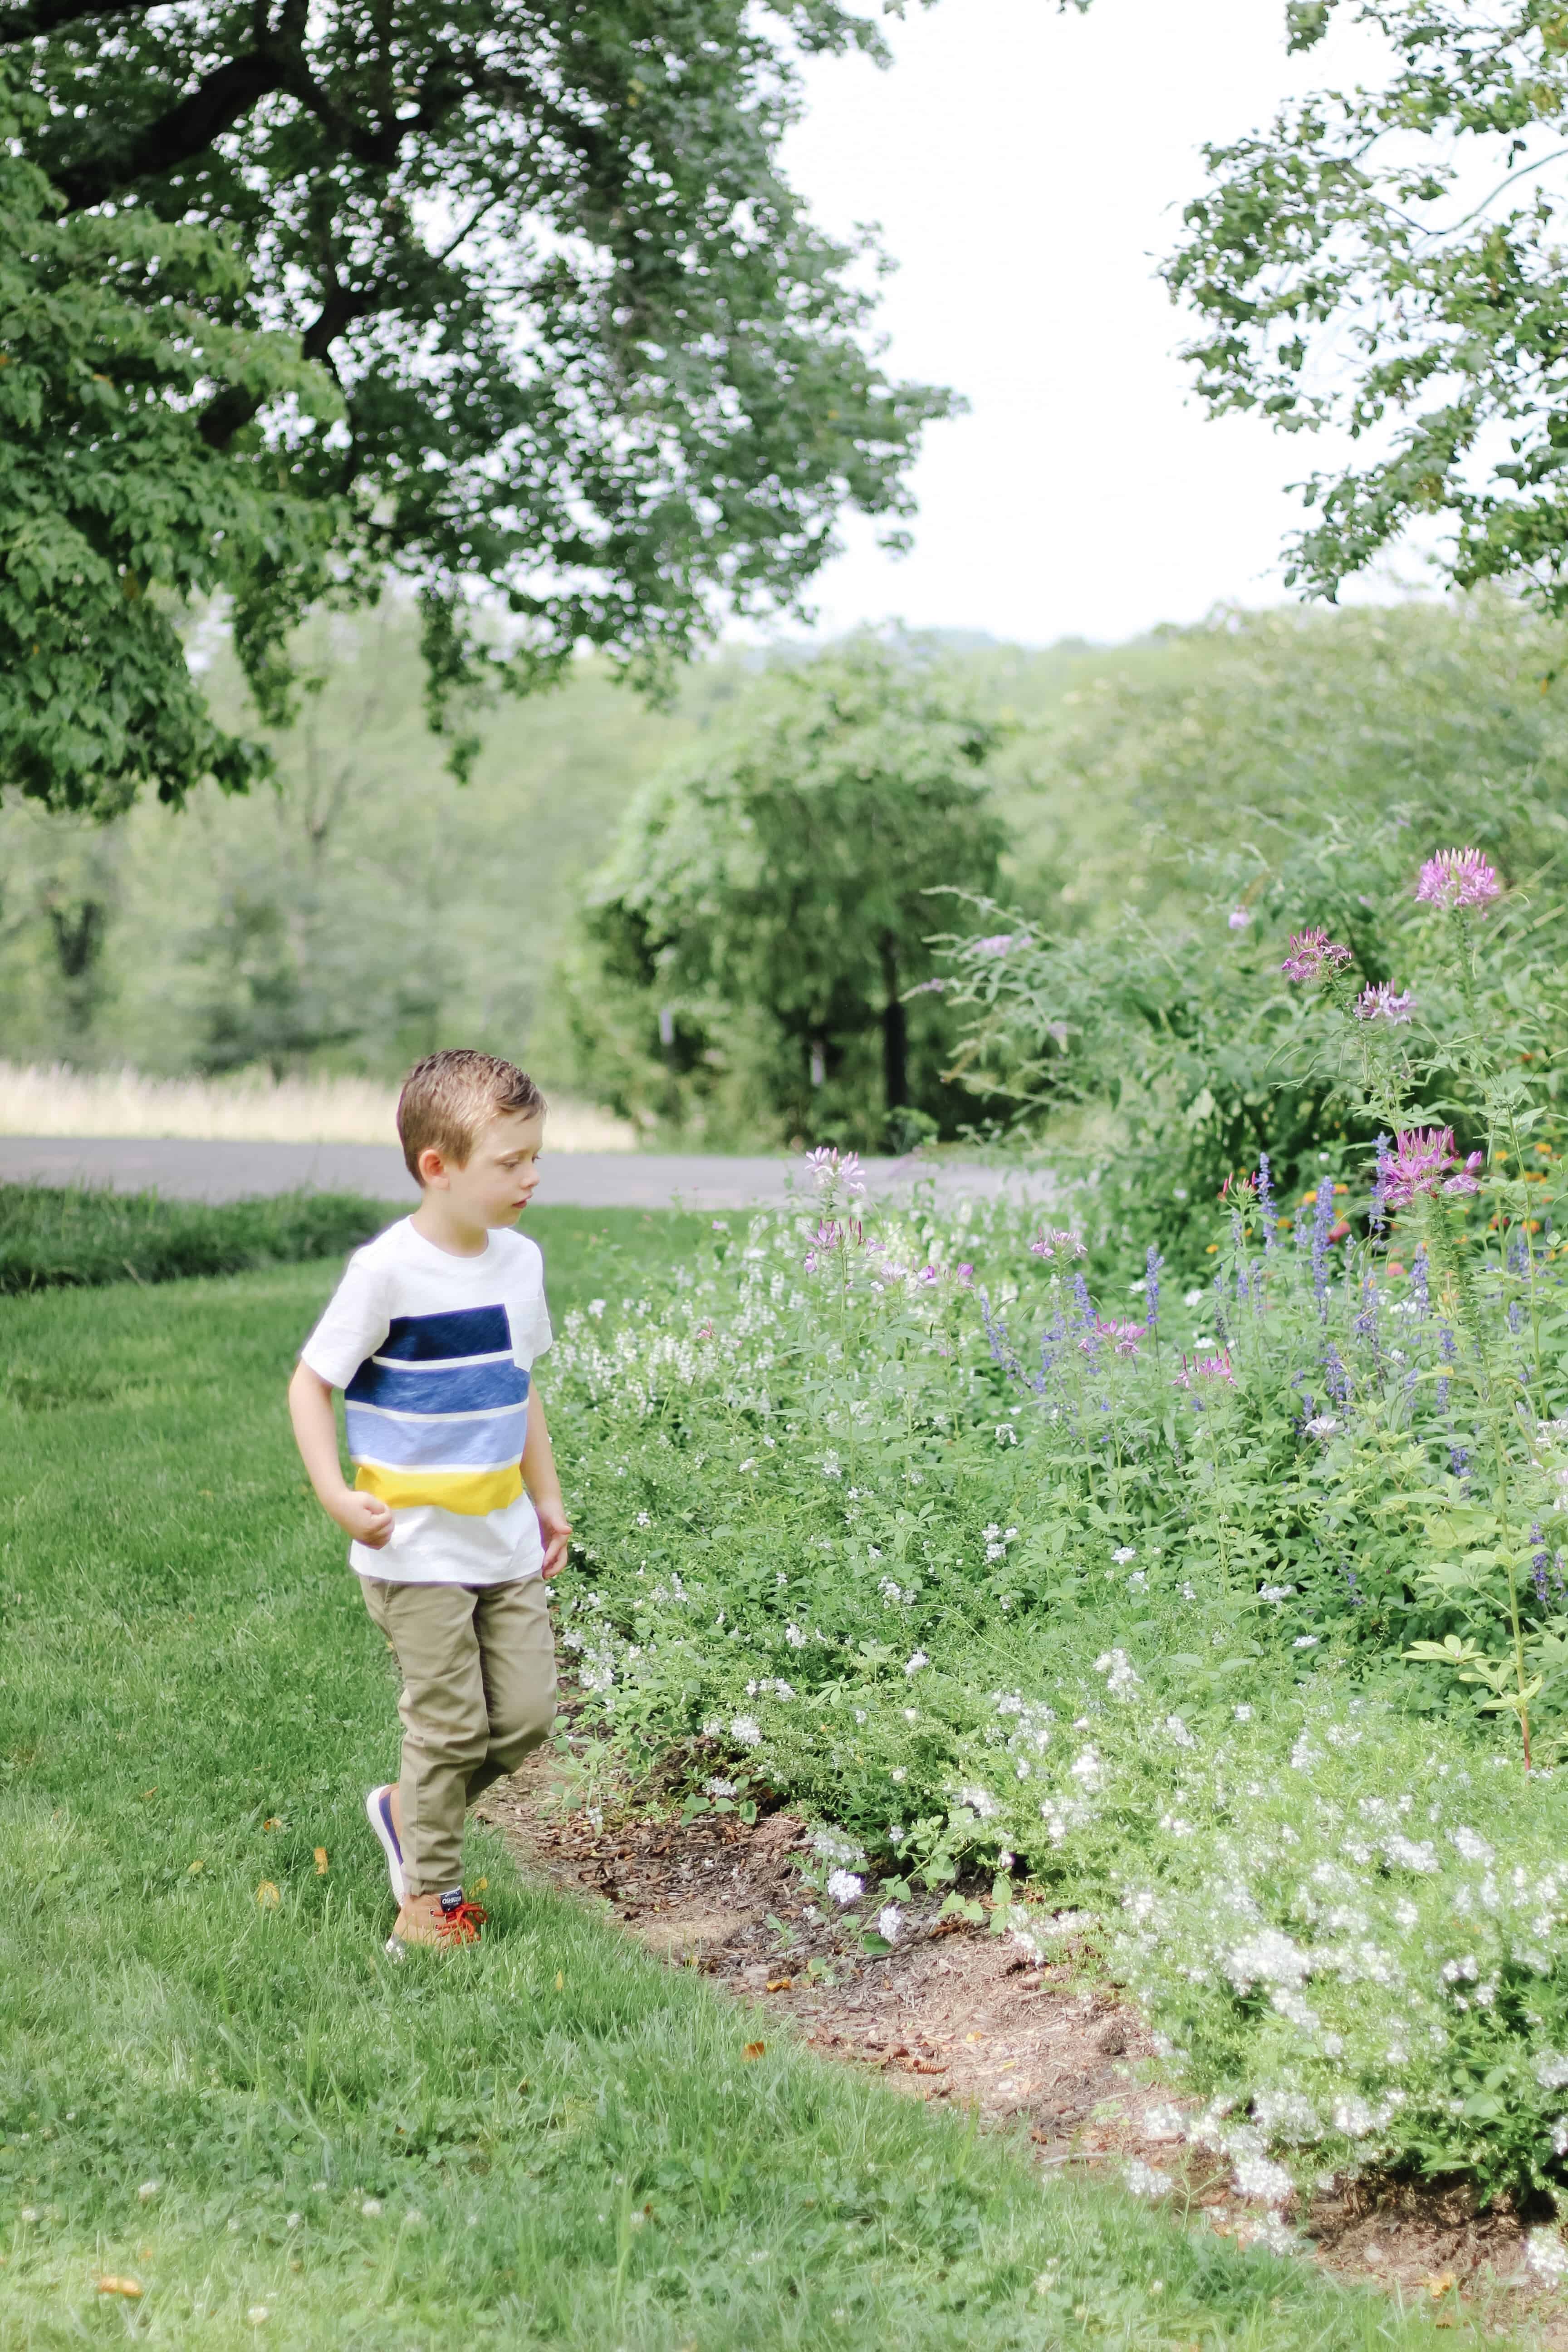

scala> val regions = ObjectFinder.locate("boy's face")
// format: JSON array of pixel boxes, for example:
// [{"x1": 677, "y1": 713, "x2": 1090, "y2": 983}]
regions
[{"x1": 421, "y1": 1109, "x2": 545, "y2": 1228}]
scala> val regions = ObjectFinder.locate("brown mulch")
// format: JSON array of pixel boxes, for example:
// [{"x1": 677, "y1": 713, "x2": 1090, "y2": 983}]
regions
[{"x1": 476, "y1": 1754, "x2": 1565, "y2": 2340}]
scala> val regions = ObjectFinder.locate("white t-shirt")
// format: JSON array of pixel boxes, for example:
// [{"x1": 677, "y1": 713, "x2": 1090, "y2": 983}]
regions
[{"x1": 299, "y1": 1217, "x2": 553, "y2": 1586}]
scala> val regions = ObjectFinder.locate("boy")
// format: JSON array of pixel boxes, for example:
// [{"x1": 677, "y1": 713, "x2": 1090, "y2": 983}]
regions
[{"x1": 288, "y1": 1050, "x2": 570, "y2": 1953}]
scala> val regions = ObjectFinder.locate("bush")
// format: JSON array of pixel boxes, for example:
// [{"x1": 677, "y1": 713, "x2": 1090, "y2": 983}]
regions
[
  {"x1": 937, "y1": 801, "x2": 1568, "y2": 1261},
  {"x1": 0, "y1": 1184, "x2": 392, "y2": 1292}
]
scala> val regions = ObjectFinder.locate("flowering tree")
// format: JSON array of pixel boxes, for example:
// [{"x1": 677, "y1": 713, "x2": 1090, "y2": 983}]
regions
[
  {"x1": 573, "y1": 639, "x2": 1010, "y2": 1147},
  {"x1": 1168, "y1": 2, "x2": 1568, "y2": 609},
  {"x1": 1, "y1": 0, "x2": 952, "y2": 813}
]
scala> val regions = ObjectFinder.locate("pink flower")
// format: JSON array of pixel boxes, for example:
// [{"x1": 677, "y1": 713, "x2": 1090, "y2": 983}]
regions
[
  {"x1": 1029, "y1": 1226, "x2": 1086, "y2": 1260},
  {"x1": 1094, "y1": 1318, "x2": 1146, "y2": 1358},
  {"x1": 1174, "y1": 1351, "x2": 1234, "y2": 1389},
  {"x1": 1353, "y1": 981, "x2": 1416, "y2": 1025},
  {"x1": 1281, "y1": 928, "x2": 1353, "y2": 984},
  {"x1": 1414, "y1": 848, "x2": 1500, "y2": 913},
  {"x1": 974, "y1": 933, "x2": 1020, "y2": 957},
  {"x1": 1382, "y1": 1127, "x2": 1484, "y2": 1209},
  {"x1": 1228, "y1": 907, "x2": 1253, "y2": 932}
]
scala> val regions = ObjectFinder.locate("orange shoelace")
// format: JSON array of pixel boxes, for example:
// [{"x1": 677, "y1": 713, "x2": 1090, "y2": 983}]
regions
[{"x1": 435, "y1": 1899, "x2": 487, "y2": 1944}]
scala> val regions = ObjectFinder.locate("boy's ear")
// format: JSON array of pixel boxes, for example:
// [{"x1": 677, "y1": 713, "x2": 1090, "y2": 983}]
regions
[{"x1": 417, "y1": 1147, "x2": 451, "y2": 1189}]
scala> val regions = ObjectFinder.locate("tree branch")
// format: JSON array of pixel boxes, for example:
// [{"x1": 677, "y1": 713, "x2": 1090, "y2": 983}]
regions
[{"x1": 56, "y1": 48, "x2": 287, "y2": 210}]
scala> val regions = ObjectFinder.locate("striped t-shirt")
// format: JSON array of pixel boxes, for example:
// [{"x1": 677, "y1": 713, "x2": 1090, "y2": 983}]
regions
[{"x1": 300, "y1": 1218, "x2": 552, "y2": 1584}]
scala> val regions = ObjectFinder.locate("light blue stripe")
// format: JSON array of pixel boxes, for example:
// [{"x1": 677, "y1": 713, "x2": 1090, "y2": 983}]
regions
[{"x1": 346, "y1": 1401, "x2": 528, "y2": 1469}]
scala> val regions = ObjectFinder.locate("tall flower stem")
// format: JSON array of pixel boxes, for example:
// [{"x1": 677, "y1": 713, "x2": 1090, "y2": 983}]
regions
[{"x1": 1425, "y1": 1190, "x2": 1534, "y2": 1771}]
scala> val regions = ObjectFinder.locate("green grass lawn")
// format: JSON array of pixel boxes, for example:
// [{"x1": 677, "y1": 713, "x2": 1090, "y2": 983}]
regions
[{"x1": 0, "y1": 1252, "x2": 1480, "y2": 2350}]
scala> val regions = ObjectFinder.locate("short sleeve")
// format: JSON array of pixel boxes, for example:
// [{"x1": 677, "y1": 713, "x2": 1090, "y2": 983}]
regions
[
  {"x1": 512, "y1": 1239, "x2": 553, "y2": 1366},
  {"x1": 299, "y1": 1250, "x2": 391, "y2": 1390}
]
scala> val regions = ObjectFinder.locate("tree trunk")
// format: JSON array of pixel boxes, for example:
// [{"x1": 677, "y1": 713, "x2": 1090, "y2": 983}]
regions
[{"x1": 880, "y1": 933, "x2": 907, "y2": 1111}]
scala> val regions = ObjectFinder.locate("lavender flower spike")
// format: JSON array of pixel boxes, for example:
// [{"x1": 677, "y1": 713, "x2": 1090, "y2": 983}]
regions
[
  {"x1": 1311, "y1": 1176, "x2": 1335, "y2": 1323},
  {"x1": 1256, "y1": 1152, "x2": 1276, "y2": 1249},
  {"x1": 1411, "y1": 1242, "x2": 1430, "y2": 1316},
  {"x1": 1355, "y1": 982, "x2": 1416, "y2": 1025},
  {"x1": 1281, "y1": 928, "x2": 1353, "y2": 984},
  {"x1": 1415, "y1": 848, "x2": 1501, "y2": 913},
  {"x1": 1370, "y1": 1133, "x2": 1391, "y2": 1239},
  {"x1": 1144, "y1": 1244, "x2": 1163, "y2": 1331}
]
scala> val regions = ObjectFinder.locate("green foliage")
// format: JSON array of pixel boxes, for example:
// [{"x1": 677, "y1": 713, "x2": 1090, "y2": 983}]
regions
[
  {"x1": 0, "y1": 1182, "x2": 393, "y2": 1291},
  {"x1": 6, "y1": 0, "x2": 952, "y2": 789},
  {"x1": 0, "y1": 63, "x2": 339, "y2": 816},
  {"x1": 0, "y1": 606, "x2": 724, "y2": 1075},
  {"x1": 938, "y1": 776, "x2": 1568, "y2": 1260},
  {"x1": 0, "y1": 1258, "x2": 1446, "y2": 2352},
  {"x1": 1009, "y1": 600, "x2": 1568, "y2": 936},
  {"x1": 573, "y1": 639, "x2": 1011, "y2": 1147},
  {"x1": 1167, "y1": 2, "x2": 1568, "y2": 607}
]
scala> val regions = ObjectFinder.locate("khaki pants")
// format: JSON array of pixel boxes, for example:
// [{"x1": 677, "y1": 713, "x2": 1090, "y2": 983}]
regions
[{"x1": 360, "y1": 1573, "x2": 556, "y2": 1895}]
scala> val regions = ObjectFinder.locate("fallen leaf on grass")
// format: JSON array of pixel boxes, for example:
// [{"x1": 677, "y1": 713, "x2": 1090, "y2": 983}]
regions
[
  {"x1": 743, "y1": 2042, "x2": 765, "y2": 2062},
  {"x1": 186, "y1": 1859, "x2": 205, "y2": 1875},
  {"x1": 900, "y1": 2059, "x2": 947, "y2": 2076},
  {"x1": 554, "y1": 1970, "x2": 564, "y2": 1990},
  {"x1": 97, "y1": 2277, "x2": 142, "y2": 2298},
  {"x1": 314, "y1": 1848, "x2": 328, "y2": 1875},
  {"x1": 262, "y1": 1818, "x2": 283, "y2": 1831},
  {"x1": 472, "y1": 1877, "x2": 487, "y2": 1892},
  {"x1": 256, "y1": 1882, "x2": 280, "y2": 1909},
  {"x1": 1427, "y1": 2273, "x2": 1457, "y2": 2299},
  {"x1": 765, "y1": 1977, "x2": 793, "y2": 1992}
]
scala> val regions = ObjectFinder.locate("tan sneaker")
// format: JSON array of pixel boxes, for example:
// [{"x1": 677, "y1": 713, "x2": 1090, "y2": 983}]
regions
[{"x1": 384, "y1": 1887, "x2": 488, "y2": 1959}]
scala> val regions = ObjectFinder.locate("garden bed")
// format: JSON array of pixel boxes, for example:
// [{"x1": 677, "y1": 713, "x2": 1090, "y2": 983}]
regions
[{"x1": 483, "y1": 1743, "x2": 1568, "y2": 2338}]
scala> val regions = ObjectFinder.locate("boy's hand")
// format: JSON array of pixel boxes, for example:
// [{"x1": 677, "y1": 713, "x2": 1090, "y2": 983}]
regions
[
  {"x1": 329, "y1": 1491, "x2": 395, "y2": 1549},
  {"x1": 535, "y1": 1497, "x2": 572, "y2": 1581}
]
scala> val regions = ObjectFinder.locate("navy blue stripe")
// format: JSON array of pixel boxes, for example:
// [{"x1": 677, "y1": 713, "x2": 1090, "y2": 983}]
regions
[
  {"x1": 346, "y1": 1401, "x2": 528, "y2": 1468},
  {"x1": 346, "y1": 1358, "x2": 529, "y2": 1413},
  {"x1": 379, "y1": 1305, "x2": 513, "y2": 1361}
]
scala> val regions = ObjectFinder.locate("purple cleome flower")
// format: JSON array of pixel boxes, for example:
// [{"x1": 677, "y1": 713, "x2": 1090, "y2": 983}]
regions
[
  {"x1": 974, "y1": 933, "x2": 1021, "y2": 956},
  {"x1": 1382, "y1": 1127, "x2": 1483, "y2": 1209},
  {"x1": 1174, "y1": 1350, "x2": 1234, "y2": 1389},
  {"x1": 807, "y1": 1146, "x2": 867, "y2": 1200},
  {"x1": 1281, "y1": 928, "x2": 1353, "y2": 984},
  {"x1": 1227, "y1": 907, "x2": 1252, "y2": 932},
  {"x1": 1354, "y1": 982, "x2": 1416, "y2": 1025},
  {"x1": 1030, "y1": 1226, "x2": 1087, "y2": 1261},
  {"x1": 1094, "y1": 1318, "x2": 1147, "y2": 1359},
  {"x1": 1414, "y1": 848, "x2": 1500, "y2": 913}
]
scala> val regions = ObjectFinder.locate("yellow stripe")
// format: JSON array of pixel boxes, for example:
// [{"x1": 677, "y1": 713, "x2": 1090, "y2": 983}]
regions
[{"x1": 355, "y1": 1462, "x2": 524, "y2": 1517}]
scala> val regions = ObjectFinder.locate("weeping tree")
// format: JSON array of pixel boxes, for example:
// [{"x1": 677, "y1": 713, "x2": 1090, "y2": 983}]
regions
[
  {"x1": 573, "y1": 638, "x2": 1011, "y2": 1149},
  {"x1": 0, "y1": 0, "x2": 954, "y2": 818}
]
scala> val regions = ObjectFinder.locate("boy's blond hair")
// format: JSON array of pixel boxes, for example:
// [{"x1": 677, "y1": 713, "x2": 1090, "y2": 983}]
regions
[{"x1": 397, "y1": 1050, "x2": 545, "y2": 1181}]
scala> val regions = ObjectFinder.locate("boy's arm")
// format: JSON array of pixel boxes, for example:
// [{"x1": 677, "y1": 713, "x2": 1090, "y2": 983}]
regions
[
  {"x1": 522, "y1": 1385, "x2": 571, "y2": 1580},
  {"x1": 287, "y1": 1362, "x2": 394, "y2": 1550}
]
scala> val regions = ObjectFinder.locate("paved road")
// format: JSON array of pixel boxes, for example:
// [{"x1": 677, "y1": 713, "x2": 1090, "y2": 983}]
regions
[{"x1": 0, "y1": 1136, "x2": 1054, "y2": 1212}]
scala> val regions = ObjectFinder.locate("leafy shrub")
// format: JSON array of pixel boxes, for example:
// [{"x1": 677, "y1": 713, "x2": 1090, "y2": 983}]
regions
[
  {"x1": 0, "y1": 1184, "x2": 392, "y2": 1292},
  {"x1": 937, "y1": 802, "x2": 1568, "y2": 1261}
]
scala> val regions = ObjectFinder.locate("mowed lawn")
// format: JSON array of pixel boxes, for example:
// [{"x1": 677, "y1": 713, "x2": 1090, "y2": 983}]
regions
[{"x1": 0, "y1": 1223, "x2": 1470, "y2": 2350}]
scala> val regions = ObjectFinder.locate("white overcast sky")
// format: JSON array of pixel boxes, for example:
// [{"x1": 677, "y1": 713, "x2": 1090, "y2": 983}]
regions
[{"x1": 777, "y1": 0, "x2": 1401, "y2": 647}]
